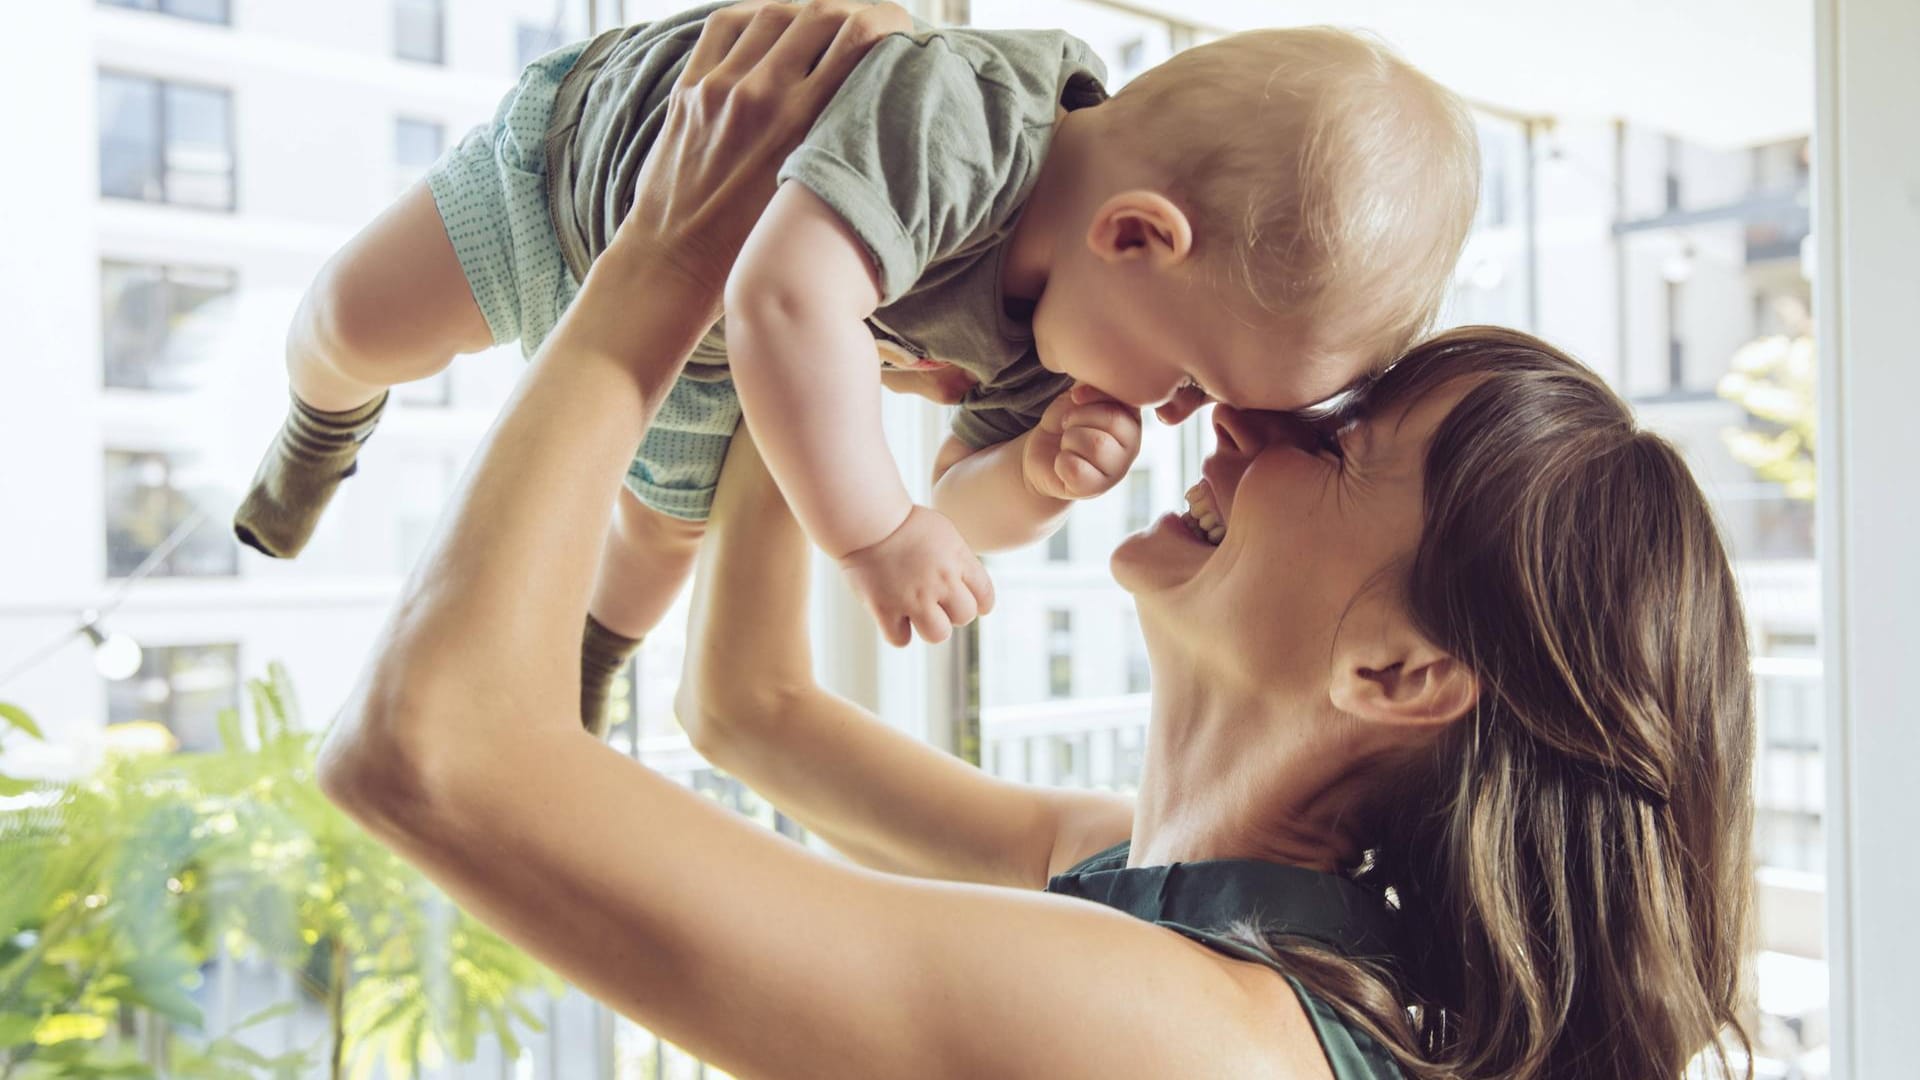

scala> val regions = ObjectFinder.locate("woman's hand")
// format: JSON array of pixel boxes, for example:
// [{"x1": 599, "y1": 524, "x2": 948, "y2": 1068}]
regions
[{"x1": 605, "y1": 0, "x2": 913, "y2": 318}]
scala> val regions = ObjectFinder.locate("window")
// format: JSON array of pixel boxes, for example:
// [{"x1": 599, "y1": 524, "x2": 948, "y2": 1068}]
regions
[
  {"x1": 517, "y1": 21, "x2": 567, "y2": 69},
  {"x1": 1124, "y1": 469, "x2": 1153, "y2": 534},
  {"x1": 391, "y1": 453, "x2": 458, "y2": 573},
  {"x1": 394, "y1": 0, "x2": 445, "y2": 64},
  {"x1": 966, "y1": 0, "x2": 1174, "y2": 90},
  {"x1": 1663, "y1": 134, "x2": 1684, "y2": 210},
  {"x1": 100, "y1": 261, "x2": 234, "y2": 391},
  {"x1": 106, "y1": 643, "x2": 240, "y2": 752},
  {"x1": 99, "y1": 0, "x2": 229, "y2": 24},
  {"x1": 393, "y1": 116, "x2": 444, "y2": 190},
  {"x1": 98, "y1": 72, "x2": 234, "y2": 210},
  {"x1": 103, "y1": 450, "x2": 236, "y2": 578},
  {"x1": 1046, "y1": 610, "x2": 1073, "y2": 699},
  {"x1": 1124, "y1": 613, "x2": 1149, "y2": 694},
  {"x1": 1664, "y1": 277, "x2": 1686, "y2": 390},
  {"x1": 1046, "y1": 520, "x2": 1071, "y2": 562}
]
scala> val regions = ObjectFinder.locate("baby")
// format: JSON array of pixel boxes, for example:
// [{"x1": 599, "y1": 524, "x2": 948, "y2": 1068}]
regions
[{"x1": 232, "y1": 1, "x2": 1479, "y2": 732}]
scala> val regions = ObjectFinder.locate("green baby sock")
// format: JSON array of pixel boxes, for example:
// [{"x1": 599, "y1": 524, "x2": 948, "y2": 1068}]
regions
[
  {"x1": 581, "y1": 613, "x2": 644, "y2": 738},
  {"x1": 232, "y1": 390, "x2": 389, "y2": 559}
]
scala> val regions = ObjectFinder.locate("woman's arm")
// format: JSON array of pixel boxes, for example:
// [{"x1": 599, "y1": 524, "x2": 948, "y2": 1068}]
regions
[
  {"x1": 318, "y1": 7, "x2": 1327, "y2": 1077},
  {"x1": 679, "y1": 427, "x2": 1134, "y2": 887}
]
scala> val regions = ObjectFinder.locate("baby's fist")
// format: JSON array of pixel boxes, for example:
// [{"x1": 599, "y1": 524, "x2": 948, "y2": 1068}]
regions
[
  {"x1": 841, "y1": 506, "x2": 995, "y2": 646},
  {"x1": 1023, "y1": 384, "x2": 1144, "y2": 502}
]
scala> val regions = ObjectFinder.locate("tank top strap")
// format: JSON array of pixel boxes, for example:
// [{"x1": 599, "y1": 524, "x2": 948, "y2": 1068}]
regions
[{"x1": 1046, "y1": 841, "x2": 1407, "y2": 1080}]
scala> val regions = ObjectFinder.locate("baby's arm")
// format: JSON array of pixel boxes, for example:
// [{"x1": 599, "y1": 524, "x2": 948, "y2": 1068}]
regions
[
  {"x1": 726, "y1": 182, "x2": 991, "y2": 644},
  {"x1": 932, "y1": 386, "x2": 1144, "y2": 552},
  {"x1": 726, "y1": 182, "x2": 905, "y2": 555}
]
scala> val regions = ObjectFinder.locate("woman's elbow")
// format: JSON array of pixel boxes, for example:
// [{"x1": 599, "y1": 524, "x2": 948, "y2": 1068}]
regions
[
  {"x1": 314, "y1": 680, "x2": 452, "y2": 833},
  {"x1": 676, "y1": 666, "x2": 796, "y2": 762}
]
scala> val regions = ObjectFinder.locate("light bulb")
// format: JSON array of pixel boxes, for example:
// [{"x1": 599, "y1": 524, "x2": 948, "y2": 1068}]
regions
[{"x1": 92, "y1": 631, "x2": 143, "y2": 681}]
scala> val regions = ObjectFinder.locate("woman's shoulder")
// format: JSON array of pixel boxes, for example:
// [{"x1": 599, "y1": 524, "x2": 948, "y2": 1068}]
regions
[
  {"x1": 1171, "y1": 926, "x2": 1408, "y2": 1080},
  {"x1": 1048, "y1": 842, "x2": 1408, "y2": 1080}
]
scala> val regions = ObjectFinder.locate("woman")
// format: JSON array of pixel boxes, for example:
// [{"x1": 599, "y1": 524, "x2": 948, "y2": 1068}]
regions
[
  {"x1": 317, "y1": 3, "x2": 1756, "y2": 1076},
  {"x1": 681, "y1": 331, "x2": 1756, "y2": 1079}
]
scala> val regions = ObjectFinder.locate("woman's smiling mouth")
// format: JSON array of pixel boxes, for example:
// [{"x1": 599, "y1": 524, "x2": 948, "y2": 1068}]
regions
[{"x1": 1182, "y1": 480, "x2": 1225, "y2": 546}]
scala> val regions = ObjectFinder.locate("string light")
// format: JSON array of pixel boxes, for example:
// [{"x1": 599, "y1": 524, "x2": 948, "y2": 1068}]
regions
[
  {"x1": 80, "y1": 622, "x2": 143, "y2": 681},
  {"x1": 0, "y1": 509, "x2": 207, "y2": 691}
]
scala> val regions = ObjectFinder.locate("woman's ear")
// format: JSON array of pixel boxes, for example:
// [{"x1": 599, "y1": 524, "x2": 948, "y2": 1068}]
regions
[
  {"x1": 1329, "y1": 624, "x2": 1478, "y2": 731},
  {"x1": 1085, "y1": 190, "x2": 1193, "y2": 269}
]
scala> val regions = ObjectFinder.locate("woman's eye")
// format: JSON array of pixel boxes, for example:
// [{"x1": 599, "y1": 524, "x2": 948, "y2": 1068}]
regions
[{"x1": 1315, "y1": 429, "x2": 1346, "y2": 461}]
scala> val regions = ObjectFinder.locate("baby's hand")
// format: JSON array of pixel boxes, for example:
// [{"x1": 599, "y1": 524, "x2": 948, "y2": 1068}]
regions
[
  {"x1": 841, "y1": 506, "x2": 995, "y2": 646},
  {"x1": 1022, "y1": 384, "x2": 1144, "y2": 502}
]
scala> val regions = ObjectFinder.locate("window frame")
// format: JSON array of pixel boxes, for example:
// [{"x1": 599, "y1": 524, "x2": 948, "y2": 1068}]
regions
[
  {"x1": 98, "y1": 0, "x2": 231, "y2": 26},
  {"x1": 105, "y1": 641, "x2": 242, "y2": 752},
  {"x1": 102, "y1": 448, "x2": 238, "y2": 580},
  {"x1": 97, "y1": 68, "x2": 237, "y2": 212},
  {"x1": 393, "y1": 0, "x2": 448, "y2": 66},
  {"x1": 99, "y1": 259, "x2": 237, "y2": 391},
  {"x1": 1812, "y1": 0, "x2": 1920, "y2": 1074}
]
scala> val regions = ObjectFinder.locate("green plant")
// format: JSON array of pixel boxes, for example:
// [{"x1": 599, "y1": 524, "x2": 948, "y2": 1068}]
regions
[
  {"x1": 0, "y1": 666, "x2": 562, "y2": 1080},
  {"x1": 1717, "y1": 329, "x2": 1816, "y2": 501}
]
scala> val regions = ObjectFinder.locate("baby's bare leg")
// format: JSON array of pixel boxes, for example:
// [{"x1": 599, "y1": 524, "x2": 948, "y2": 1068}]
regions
[
  {"x1": 292, "y1": 180, "x2": 493, "y2": 410},
  {"x1": 580, "y1": 487, "x2": 708, "y2": 734},
  {"x1": 236, "y1": 182, "x2": 492, "y2": 558}
]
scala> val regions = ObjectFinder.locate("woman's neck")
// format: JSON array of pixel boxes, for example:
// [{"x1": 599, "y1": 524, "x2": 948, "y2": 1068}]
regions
[{"x1": 1128, "y1": 675, "x2": 1370, "y2": 874}]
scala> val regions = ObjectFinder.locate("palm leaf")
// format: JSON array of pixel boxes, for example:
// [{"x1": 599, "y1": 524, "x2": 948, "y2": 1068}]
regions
[{"x1": 0, "y1": 702, "x2": 42, "y2": 741}]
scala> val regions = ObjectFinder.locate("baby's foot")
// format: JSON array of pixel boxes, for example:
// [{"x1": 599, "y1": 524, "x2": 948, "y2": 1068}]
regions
[{"x1": 232, "y1": 391, "x2": 388, "y2": 558}]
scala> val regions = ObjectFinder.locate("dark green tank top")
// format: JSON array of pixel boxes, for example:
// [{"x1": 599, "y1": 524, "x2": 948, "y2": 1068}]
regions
[{"x1": 1045, "y1": 842, "x2": 1406, "y2": 1079}]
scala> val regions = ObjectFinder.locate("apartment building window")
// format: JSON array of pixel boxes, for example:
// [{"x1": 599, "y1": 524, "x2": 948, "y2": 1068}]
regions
[
  {"x1": 1046, "y1": 520, "x2": 1071, "y2": 562},
  {"x1": 1664, "y1": 278, "x2": 1687, "y2": 390},
  {"x1": 100, "y1": 261, "x2": 235, "y2": 391},
  {"x1": 1662, "y1": 134, "x2": 1684, "y2": 211},
  {"x1": 1046, "y1": 610, "x2": 1073, "y2": 699},
  {"x1": 395, "y1": 0, "x2": 445, "y2": 64},
  {"x1": 106, "y1": 643, "x2": 240, "y2": 753},
  {"x1": 394, "y1": 116, "x2": 444, "y2": 189},
  {"x1": 98, "y1": 72, "x2": 235, "y2": 210},
  {"x1": 1124, "y1": 469, "x2": 1153, "y2": 534},
  {"x1": 1124, "y1": 613, "x2": 1150, "y2": 694},
  {"x1": 518, "y1": 21, "x2": 567, "y2": 69},
  {"x1": 99, "y1": 0, "x2": 230, "y2": 25},
  {"x1": 104, "y1": 450, "x2": 237, "y2": 578}
]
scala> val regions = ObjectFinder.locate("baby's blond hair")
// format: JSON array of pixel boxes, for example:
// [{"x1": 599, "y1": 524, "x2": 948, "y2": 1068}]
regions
[{"x1": 1111, "y1": 27, "x2": 1481, "y2": 371}]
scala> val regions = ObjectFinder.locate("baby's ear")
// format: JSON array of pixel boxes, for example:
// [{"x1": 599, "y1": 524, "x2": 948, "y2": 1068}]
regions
[{"x1": 1086, "y1": 191, "x2": 1193, "y2": 268}]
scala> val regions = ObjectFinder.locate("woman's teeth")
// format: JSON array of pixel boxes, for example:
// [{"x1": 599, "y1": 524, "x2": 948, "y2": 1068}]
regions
[{"x1": 1182, "y1": 482, "x2": 1225, "y2": 546}]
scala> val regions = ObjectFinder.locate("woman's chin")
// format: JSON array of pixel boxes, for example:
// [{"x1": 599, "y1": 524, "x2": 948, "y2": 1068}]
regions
[{"x1": 1111, "y1": 512, "x2": 1217, "y2": 594}]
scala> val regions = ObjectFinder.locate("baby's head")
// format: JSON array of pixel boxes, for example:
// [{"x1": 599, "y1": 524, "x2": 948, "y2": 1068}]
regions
[{"x1": 1032, "y1": 27, "x2": 1480, "y2": 412}]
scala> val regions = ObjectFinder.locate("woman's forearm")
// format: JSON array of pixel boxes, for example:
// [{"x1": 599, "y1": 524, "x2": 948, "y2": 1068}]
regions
[
  {"x1": 320, "y1": 251, "x2": 710, "y2": 776},
  {"x1": 680, "y1": 432, "x2": 1123, "y2": 888}
]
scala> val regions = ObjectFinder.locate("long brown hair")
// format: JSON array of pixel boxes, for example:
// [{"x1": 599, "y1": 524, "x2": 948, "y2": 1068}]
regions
[{"x1": 1235, "y1": 326, "x2": 1756, "y2": 1078}]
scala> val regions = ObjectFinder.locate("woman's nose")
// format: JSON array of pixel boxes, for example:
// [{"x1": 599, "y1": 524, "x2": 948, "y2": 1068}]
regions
[
  {"x1": 1213, "y1": 405, "x2": 1322, "y2": 456},
  {"x1": 1211, "y1": 407, "x2": 1245, "y2": 454}
]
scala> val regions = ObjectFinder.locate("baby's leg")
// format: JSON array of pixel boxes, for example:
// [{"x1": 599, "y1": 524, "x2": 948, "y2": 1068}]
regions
[
  {"x1": 235, "y1": 182, "x2": 492, "y2": 558},
  {"x1": 581, "y1": 487, "x2": 708, "y2": 735},
  {"x1": 290, "y1": 180, "x2": 493, "y2": 411}
]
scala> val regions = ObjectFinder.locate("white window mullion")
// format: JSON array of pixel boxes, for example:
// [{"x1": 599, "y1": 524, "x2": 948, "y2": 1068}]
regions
[{"x1": 1815, "y1": 1, "x2": 1920, "y2": 1075}]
